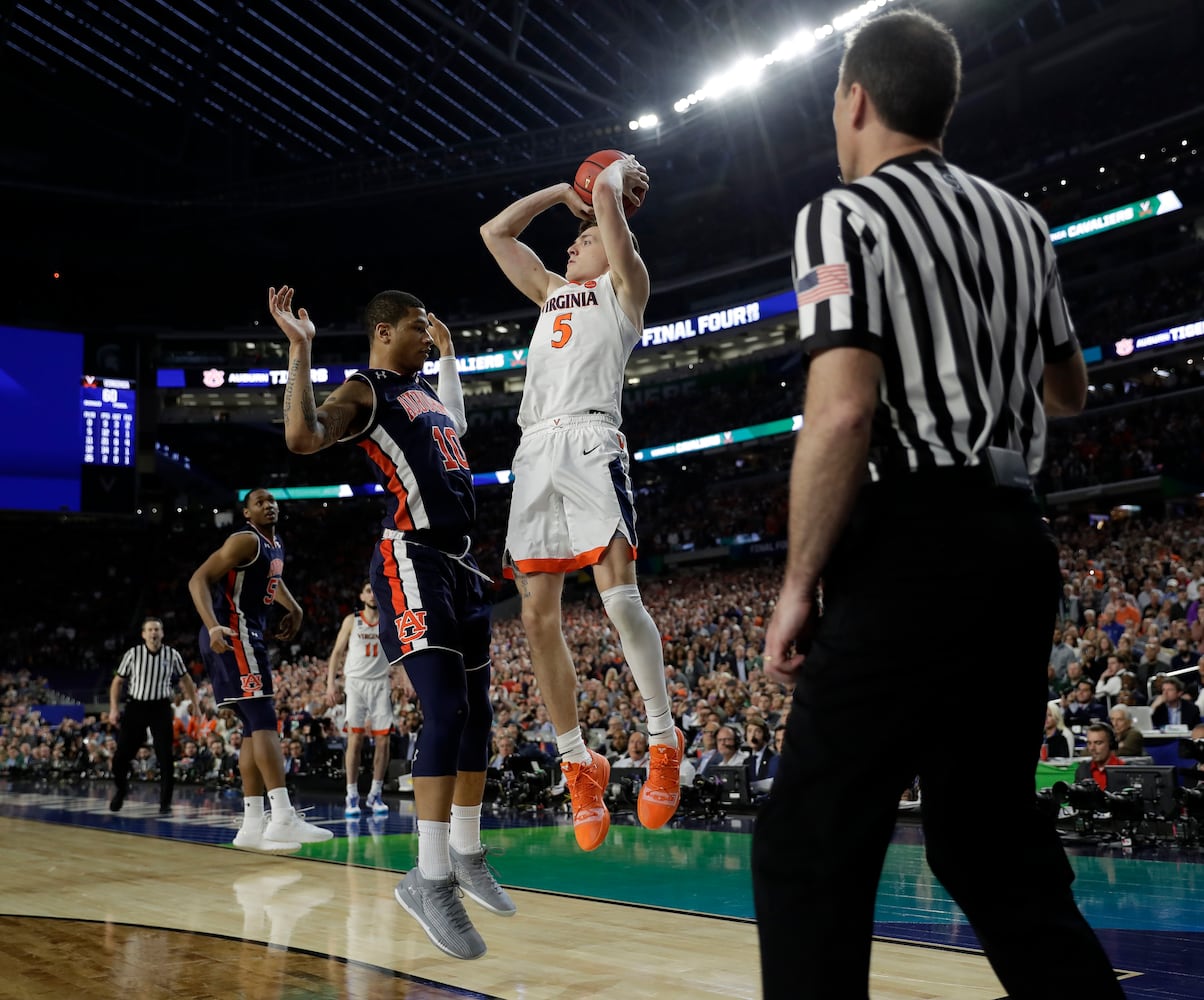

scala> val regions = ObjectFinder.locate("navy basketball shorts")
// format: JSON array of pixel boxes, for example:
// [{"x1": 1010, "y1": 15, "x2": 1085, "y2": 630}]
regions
[
  {"x1": 369, "y1": 537, "x2": 491, "y2": 669},
  {"x1": 198, "y1": 623, "x2": 275, "y2": 706}
]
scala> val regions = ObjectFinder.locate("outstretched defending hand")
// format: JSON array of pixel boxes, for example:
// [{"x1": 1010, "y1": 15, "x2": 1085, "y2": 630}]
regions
[{"x1": 267, "y1": 286, "x2": 316, "y2": 346}]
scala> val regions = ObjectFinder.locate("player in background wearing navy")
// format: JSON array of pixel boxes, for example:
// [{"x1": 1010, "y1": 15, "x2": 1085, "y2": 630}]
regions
[
  {"x1": 481, "y1": 155, "x2": 683, "y2": 852},
  {"x1": 189, "y1": 488, "x2": 333, "y2": 852},
  {"x1": 270, "y1": 286, "x2": 513, "y2": 962},
  {"x1": 325, "y1": 580, "x2": 414, "y2": 818}
]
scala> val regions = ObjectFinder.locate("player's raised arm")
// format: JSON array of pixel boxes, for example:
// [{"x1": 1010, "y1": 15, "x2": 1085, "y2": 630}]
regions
[
  {"x1": 428, "y1": 312, "x2": 467, "y2": 436},
  {"x1": 267, "y1": 285, "x2": 373, "y2": 453},
  {"x1": 480, "y1": 183, "x2": 592, "y2": 305},
  {"x1": 593, "y1": 155, "x2": 650, "y2": 317}
]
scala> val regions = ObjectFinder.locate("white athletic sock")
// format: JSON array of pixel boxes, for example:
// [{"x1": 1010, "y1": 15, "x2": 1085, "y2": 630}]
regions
[
  {"x1": 450, "y1": 803, "x2": 483, "y2": 854},
  {"x1": 370, "y1": 779, "x2": 384, "y2": 797},
  {"x1": 244, "y1": 796, "x2": 264, "y2": 820},
  {"x1": 600, "y1": 584, "x2": 672, "y2": 739},
  {"x1": 346, "y1": 783, "x2": 358, "y2": 799},
  {"x1": 417, "y1": 819, "x2": 452, "y2": 879},
  {"x1": 266, "y1": 786, "x2": 291, "y2": 816},
  {"x1": 556, "y1": 728, "x2": 592, "y2": 765}
]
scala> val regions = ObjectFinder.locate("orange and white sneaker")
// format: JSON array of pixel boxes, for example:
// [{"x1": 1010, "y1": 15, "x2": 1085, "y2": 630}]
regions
[
  {"x1": 561, "y1": 749, "x2": 611, "y2": 852},
  {"x1": 638, "y1": 727, "x2": 684, "y2": 829}
]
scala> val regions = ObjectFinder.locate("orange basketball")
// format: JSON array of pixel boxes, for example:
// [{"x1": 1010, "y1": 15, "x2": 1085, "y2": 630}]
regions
[{"x1": 573, "y1": 148, "x2": 645, "y2": 217}]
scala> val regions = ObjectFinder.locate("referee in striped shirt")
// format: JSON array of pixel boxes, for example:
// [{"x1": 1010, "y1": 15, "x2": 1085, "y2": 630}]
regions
[
  {"x1": 754, "y1": 11, "x2": 1122, "y2": 999},
  {"x1": 109, "y1": 616, "x2": 198, "y2": 814}
]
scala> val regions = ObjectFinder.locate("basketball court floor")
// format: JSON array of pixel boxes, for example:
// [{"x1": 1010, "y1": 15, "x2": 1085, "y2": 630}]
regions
[{"x1": 1, "y1": 779, "x2": 1201, "y2": 998}]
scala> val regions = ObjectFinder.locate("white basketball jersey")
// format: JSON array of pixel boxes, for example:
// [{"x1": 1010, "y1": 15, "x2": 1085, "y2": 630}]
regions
[
  {"x1": 343, "y1": 612, "x2": 389, "y2": 681},
  {"x1": 518, "y1": 271, "x2": 641, "y2": 429}
]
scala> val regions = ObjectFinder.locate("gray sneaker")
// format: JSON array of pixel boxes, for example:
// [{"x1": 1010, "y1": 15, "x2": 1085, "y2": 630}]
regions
[
  {"x1": 393, "y1": 868, "x2": 486, "y2": 960},
  {"x1": 450, "y1": 845, "x2": 517, "y2": 916}
]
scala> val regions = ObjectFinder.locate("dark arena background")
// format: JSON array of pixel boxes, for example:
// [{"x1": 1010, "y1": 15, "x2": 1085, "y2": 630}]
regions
[{"x1": 3, "y1": 1, "x2": 1204, "y2": 996}]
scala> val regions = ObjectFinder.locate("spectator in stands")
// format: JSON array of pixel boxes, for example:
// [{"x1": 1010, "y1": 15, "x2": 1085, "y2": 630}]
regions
[
  {"x1": 1065, "y1": 681, "x2": 1107, "y2": 729},
  {"x1": 612, "y1": 732, "x2": 650, "y2": 770},
  {"x1": 488, "y1": 736, "x2": 516, "y2": 770},
  {"x1": 1119, "y1": 671, "x2": 1147, "y2": 706},
  {"x1": 1094, "y1": 656, "x2": 1126, "y2": 706},
  {"x1": 693, "y1": 724, "x2": 721, "y2": 774},
  {"x1": 1043, "y1": 702, "x2": 1074, "y2": 759},
  {"x1": 1074, "y1": 724, "x2": 1123, "y2": 790},
  {"x1": 700, "y1": 726, "x2": 746, "y2": 777},
  {"x1": 1108, "y1": 708, "x2": 1144, "y2": 757},
  {"x1": 745, "y1": 720, "x2": 775, "y2": 784},
  {"x1": 1049, "y1": 627, "x2": 1078, "y2": 683},
  {"x1": 1151, "y1": 677, "x2": 1202, "y2": 730},
  {"x1": 1169, "y1": 638, "x2": 1197, "y2": 675}
]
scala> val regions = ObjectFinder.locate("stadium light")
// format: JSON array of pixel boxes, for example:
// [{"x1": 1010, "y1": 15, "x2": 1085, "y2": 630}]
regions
[{"x1": 639, "y1": 0, "x2": 899, "y2": 125}]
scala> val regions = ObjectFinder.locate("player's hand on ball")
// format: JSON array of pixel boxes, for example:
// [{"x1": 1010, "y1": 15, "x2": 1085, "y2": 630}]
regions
[
  {"x1": 267, "y1": 286, "x2": 316, "y2": 346},
  {"x1": 617, "y1": 155, "x2": 649, "y2": 207},
  {"x1": 563, "y1": 184, "x2": 595, "y2": 222}
]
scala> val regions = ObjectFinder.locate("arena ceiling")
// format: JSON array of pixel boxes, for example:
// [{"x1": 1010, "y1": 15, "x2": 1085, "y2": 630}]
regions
[{"x1": 0, "y1": 0, "x2": 1189, "y2": 329}]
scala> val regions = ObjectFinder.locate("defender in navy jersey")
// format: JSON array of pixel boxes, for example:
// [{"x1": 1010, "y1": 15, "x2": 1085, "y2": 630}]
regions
[
  {"x1": 271, "y1": 286, "x2": 511, "y2": 961},
  {"x1": 189, "y1": 488, "x2": 333, "y2": 852},
  {"x1": 754, "y1": 11, "x2": 1120, "y2": 999}
]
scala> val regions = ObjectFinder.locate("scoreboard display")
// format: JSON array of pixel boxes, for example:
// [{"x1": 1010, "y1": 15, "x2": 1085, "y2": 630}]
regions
[{"x1": 81, "y1": 375, "x2": 135, "y2": 467}]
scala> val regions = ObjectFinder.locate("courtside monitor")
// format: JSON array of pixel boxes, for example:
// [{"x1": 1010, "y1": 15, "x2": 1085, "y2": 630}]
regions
[{"x1": 1106, "y1": 765, "x2": 1177, "y2": 819}]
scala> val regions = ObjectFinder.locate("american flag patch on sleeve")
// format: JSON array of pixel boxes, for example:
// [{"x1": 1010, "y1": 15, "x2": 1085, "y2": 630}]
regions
[{"x1": 795, "y1": 263, "x2": 852, "y2": 307}]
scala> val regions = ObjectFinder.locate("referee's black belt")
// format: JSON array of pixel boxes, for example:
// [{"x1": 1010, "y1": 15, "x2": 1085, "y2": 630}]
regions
[
  {"x1": 127, "y1": 698, "x2": 171, "y2": 705},
  {"x1": 866, "y1": 448, "x2": 1033, "y2": 494}
]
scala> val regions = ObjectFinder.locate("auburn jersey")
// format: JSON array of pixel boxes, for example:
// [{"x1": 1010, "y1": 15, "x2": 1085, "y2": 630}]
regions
[
  {"x1": 211, "y1": 523, "x2": 283, "y2": 638},
  {"x1": 344, "y1": 369, "x2": 476, "y2": 534}
]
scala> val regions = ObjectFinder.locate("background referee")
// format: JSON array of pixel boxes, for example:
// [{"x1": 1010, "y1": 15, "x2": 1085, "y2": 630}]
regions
[
  {"x1": 109, "y1": 616, "x2": 199, "y2": 814},
  {"x1": 754, "y1": 10, "x2": 1122, "y2": 999}
]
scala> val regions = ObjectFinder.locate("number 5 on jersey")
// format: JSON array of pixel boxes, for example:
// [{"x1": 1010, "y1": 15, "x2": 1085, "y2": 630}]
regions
[{"x1": 552, "y1": 313, "x2": 573, "y2": 349}]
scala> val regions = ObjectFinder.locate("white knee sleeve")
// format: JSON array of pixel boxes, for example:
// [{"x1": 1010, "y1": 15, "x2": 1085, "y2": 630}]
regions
[{"x1": 600, "y1": 584, "x2": 670, "y2": 724}]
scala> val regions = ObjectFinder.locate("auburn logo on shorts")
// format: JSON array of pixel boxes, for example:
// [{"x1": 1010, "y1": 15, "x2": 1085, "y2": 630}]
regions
[
  {"x1": 239, "y1": 674, "x2": 263, "y2": 694},
  {"x1": 395, "y1": 609, "x2": 429, "y2": 645}
]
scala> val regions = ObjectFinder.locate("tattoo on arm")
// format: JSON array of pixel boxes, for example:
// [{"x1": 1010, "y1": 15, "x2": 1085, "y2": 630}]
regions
[
  {"x1": 322, "y1": 406, "x2": 351, "y2": 441},
  {"x1": 301, "y1": 392, "x2": 317, "y2": 432},
  {"x1": 283, "y1": 358, "x2": 300, "y2": 417}
]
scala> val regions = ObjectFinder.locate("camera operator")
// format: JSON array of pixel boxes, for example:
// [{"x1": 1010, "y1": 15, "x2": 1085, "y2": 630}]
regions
[
  {"x1": 1108, "y1": 707, "x2": 1144, "y2": 757},
  {"x1": 1074, "y1": 724, "x2": 1123, "y2": 790}
]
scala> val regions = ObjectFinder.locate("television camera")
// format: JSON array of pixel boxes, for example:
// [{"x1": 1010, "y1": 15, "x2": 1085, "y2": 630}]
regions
[{"x1": 485, "y1": 755, "x2": 559, "y2": 811}]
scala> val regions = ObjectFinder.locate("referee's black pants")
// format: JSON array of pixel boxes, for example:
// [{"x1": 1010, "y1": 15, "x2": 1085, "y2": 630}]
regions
[
  {"x1": 112, "y1": 698, "x2": 175, "y2": 808},
  {"x1": 752, "y1": 478, "x2": 1123, "y2": 999}
]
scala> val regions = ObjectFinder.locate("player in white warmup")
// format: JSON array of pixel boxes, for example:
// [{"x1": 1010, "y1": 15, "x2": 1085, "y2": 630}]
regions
[{"x1": 326, "y1": 580, "x2": 411, "y2": 817}]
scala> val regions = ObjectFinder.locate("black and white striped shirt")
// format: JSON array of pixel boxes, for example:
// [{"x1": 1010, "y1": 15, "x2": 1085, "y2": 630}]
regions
[
  {"x1": 116, "y1": 643, "x2": 187, "y2": 701},
  {"x1": 793, "y1": 150, "x2": 1077, "y2": 478}
]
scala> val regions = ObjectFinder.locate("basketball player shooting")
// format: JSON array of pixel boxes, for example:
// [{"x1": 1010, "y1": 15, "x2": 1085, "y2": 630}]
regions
[{"x1": 480, "y1": 153, "x2": 684, "y2": 853}]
